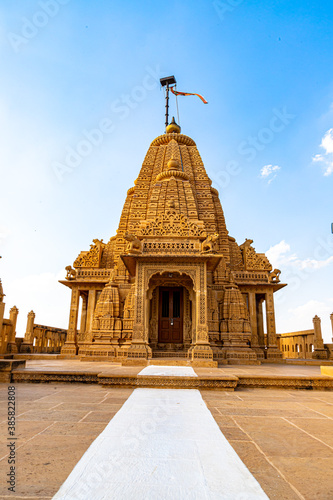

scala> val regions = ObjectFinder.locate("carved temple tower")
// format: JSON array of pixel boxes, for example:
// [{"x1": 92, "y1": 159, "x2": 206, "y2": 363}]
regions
[{"x1": 60, "y1": 118, "x2": 285, "y2": 365}]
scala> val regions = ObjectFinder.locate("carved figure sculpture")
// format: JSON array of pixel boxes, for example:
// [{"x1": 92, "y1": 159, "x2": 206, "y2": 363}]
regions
[
  {"x1": 92, "y1": 238, "x2": 104, "y2": 247},
  {"x1": 65, "y1": 266, "x2": 76, "y2": 280},
  {"x1": 124, "y1": 233, "x2": 143, "y2": 254},
  {"x1": 239, "y1": 239, "x2": 254, "y2": 251},
  {"x1": 201, "y1": 233, "x2": 219, "y2": 253},
  {"x1": 269, "y1": 269, "x2": 281, "y2": 283}
]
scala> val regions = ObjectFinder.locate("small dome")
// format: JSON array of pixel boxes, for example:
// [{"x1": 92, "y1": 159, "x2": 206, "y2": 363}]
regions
[
  {"x1": 166, "y1": 117, "x2": 181, "y2": 134},
  {"x1": 167, "y1": 157, "x2": 180, "y2": 170}
]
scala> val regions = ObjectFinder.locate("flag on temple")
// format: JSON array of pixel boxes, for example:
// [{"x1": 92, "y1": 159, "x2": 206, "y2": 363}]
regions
[{"x1": 170, "y1": 86, "x2": 208, "y2": 104}]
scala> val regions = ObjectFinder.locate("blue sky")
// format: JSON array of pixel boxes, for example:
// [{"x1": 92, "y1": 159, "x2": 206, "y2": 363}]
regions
[{"x1": 1, "y1": 0, "x2": 332, "y2": 340}]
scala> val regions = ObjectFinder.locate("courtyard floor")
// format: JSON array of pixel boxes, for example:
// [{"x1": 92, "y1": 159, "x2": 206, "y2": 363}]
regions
[{"x1": 0, "y1": 362, "x2": 332, "y2": 499}]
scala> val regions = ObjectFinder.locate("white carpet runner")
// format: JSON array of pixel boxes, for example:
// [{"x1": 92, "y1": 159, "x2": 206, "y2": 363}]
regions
[{"x1": 53, "y1": 383, "x2": 268, "y2": 499}]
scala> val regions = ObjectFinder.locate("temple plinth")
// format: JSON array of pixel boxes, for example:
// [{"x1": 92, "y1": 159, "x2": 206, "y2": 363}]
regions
[{"x1": 60, "y1": 120, "x2": 286, "y2": 365}]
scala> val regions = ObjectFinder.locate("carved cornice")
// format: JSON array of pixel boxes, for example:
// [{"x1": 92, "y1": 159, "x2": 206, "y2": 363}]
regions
[
  {"x1": 150, "y1": 133, "x2": 196, "y2": 147},
  {"x1": 155, "y1": 170, "x2": 189, "y2": 182}
]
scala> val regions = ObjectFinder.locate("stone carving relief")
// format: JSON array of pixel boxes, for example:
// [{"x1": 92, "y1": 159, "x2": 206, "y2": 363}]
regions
[
  {"x1": 240, "y1": 239, "x2": 272, "y2": 271},
  {"x1": 201, "y1": 233, "x2": 219, "y2": 253},
  {"x1": 269, "y1": 268, "x2": 281, "y2": 283},
  {"x1": 124, "y1": 233, "x2": 143, "y2": 254},
  {"x1": 121, "y1": 285, "x2": 134, "y2": 340},
  {"x1": 148, "y1": 288, "x2": 158, "y2": 346},
  {"x1": 65, "y1": 266, "x2": 76, "y2": 280},
  {"x1": 74, "y1": 239, "x2": 105, "y2": 268},
  {"x1": 141, "y1": 209, "x2": 206, "y2": 237},
  {"x1": 92, "y1": 281, "x2": 121, "y2": 337}
]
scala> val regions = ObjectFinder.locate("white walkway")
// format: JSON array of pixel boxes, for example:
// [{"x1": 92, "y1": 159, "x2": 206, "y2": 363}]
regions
[
  {"x1": 138, "y1": 365, "x2": 198, "y2": 377},
  {"x1": 53, "y1": 386, "x2": 268, "y2": 499}
]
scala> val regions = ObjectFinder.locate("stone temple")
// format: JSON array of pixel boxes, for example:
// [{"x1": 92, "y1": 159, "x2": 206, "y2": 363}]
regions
[{"x1": 60, "y1": 118, "x2": 286, "y2": 365}]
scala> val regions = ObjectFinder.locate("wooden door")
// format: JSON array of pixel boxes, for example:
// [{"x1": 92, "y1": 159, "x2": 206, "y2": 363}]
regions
[{"x1": 158, "y1": 287, "x2": 183, "y2": 343}]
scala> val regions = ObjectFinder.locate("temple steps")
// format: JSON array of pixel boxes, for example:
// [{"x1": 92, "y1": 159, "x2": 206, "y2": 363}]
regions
[{"x1": 152, "y1": 351, "x2": 188, "y2": 358}]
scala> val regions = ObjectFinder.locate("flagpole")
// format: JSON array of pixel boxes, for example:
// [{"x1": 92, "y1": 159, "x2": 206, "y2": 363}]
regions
[
  {"x1": 165, "y1": 84, "x2": 170, "y2": 130},
  {"x1": 160, "y1": 76, "x2": 177, "y2": 132}
]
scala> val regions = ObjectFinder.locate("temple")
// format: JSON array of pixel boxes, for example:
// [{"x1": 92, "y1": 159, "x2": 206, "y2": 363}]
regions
[{"x1": 59, "y1": 118, "x2": 286, "y2": 365}]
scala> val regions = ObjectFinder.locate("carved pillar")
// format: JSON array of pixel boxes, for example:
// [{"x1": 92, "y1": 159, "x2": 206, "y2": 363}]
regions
[
  {"x1": 265, "y1": 290, "x2": 282, "y2": 360},
  {"x1": 7, "y1": 306, "x2": 19, "y2": 353},
  {"x1": 248, "y1": 292, "x2": 264, "y2": 360},
  {"x1": 248, "y1": 292, "x2": 258, "y2": 345},
  {"x1": 85, "y1": 289, "x2": 97, "y2": 341},
  {"x1": 330, "y1": 313, "x2": 333, "y2": 342},
  {"x1": 256, "y1": 295, "x2": 265, "y2": 349},
  {"x1": 61, "y1": 287, "x2": 79, "y2": 356},
  {"x1": 0, "y1": 279, "x2": 5, "y2": 345},
  {"x1": 0, "y1": 301, "x2": 5, "y2": 354},
  {"x1": 21, "y1": 310, "x2": 35, "y2": 353},
  {"x1": 125, "y1": 262, "x2": 152, "y2": 363},
  {"x1": 189, "y1": 263, "x2": 214, "y2": 363},
  {"x1": 148, "y1": 288, "x2": 158, "y2": 349},
  {"x1": 312, "y1": 315, "x2": 327, "y2": 359}
]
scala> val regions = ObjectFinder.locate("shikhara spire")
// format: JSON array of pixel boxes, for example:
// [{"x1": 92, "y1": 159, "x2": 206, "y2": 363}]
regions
[{"x1": 60, "y1": 121, "x2": 285, "y2": 365}]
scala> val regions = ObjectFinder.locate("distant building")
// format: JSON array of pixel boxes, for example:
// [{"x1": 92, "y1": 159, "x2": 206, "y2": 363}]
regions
[{"x1": 277, "y1": 314, "x2": 333, "y2": 360}]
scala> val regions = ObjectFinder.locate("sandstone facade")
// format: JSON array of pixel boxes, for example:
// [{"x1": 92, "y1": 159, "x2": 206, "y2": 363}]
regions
[{"x1": 60, "y1": 122, "x2": 286, "y2": 364}]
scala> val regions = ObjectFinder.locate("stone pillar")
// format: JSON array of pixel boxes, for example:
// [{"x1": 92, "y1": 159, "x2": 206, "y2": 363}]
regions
[
  {"x1": 0, "y1": 301, "x2": 5, "y2": 354},
  {"x1": 189, "y1": 264, "x2": 214, "y2": 365},
  {"x1": 85, "y1": 289, "x2": 97, "y2": 342},
  {"x1": 312, "y1": 315, "x2": 327, "y2": 359},
  {"x1": 265, "y1": 290, "x2": 282, "y2": 361},
  {"x1": 0, "y1": 279, "x2": 5, "y2": 342},
  {"x1": 125, "y1": 263, "x2": 152, "y2": 364},
  {"x1": 61, "y1": 288, "x2": 79, "y2": 356},
  {"x1": 330, "y1": 313, "x2": 333, "y2": 342},
  {"x1": 7, "y1": 306, "x2": 19, "y2": 353},
  {"x1": 21, "y1": 310, "x2": 35, "y2": 353},
  {"x1": 256, "y1": 296, "x2": 265, "y2": 349},
  {"x1": 249, "y1": 292, "x2": 264, "y2": 360}
]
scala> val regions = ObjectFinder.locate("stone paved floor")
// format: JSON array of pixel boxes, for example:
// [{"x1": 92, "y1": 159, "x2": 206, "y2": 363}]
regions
[
  {"x1": 0, "y1": 384, "x2": 133, "y2": 499},
  {"x1": 201, "y1": 389, "x2": 333, "y2": 500},
  {"x1": 0, "y1": 372, "x2": 332, "y2": 499},
  {"x1": 12, "y1": 359, "x2": 326, "y2": 376}
]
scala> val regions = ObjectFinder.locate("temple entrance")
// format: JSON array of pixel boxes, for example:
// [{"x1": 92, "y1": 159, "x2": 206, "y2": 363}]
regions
[{"x1": 158, "y1": 287, "x2": 183, "y2": 343}]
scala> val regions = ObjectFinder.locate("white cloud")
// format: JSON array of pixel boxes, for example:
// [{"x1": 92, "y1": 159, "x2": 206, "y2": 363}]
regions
[
  {"x1": 4, "y1": 270, "x2": 70, "y2": 336},
  {"x1": 0, "y1": 225, "x2": 10, "y2": 242},
  {"x1": 266, "y1": 240, "x2": 291, "y2": 265},
  {"x1": 266, "y1": 240, "x2": 333, "y2": 271},
  {"x1": 286, "y1": 298, "x2": 333, "y2": 341},
  {"x1": 312, "y1": 128, "x2": 333, "y2": 176},
  {"x1": 260, "y1": 164, "x2": 280, "y2": 178},
  {"x1": 259, "y1": 164, "x2": 280, "y2": 184},
  {"x1": 321, "y1": 128, "x2": 333, "y2": 154}
]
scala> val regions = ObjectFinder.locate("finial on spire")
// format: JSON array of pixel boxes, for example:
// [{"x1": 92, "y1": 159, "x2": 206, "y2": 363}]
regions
[
  {"x1": 166, "y1": 117, "x2": 181, "y2": 134},
  {"x1": 160, "y1": 75, "x2": 177, "y2": 131}
]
